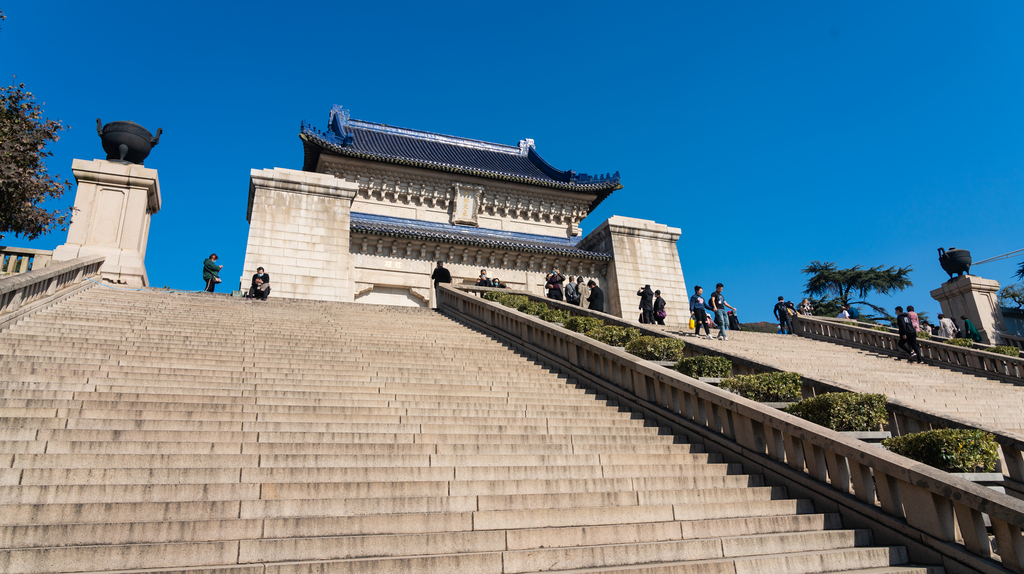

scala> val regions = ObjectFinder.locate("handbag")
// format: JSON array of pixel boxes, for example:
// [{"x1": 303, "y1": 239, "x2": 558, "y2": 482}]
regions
[
  {"x1": 689, "y1": 317, "x2": 696, "y2": 329},
  {"x1": 656, "y1": 310, "x2": 667, "y2": 319}
]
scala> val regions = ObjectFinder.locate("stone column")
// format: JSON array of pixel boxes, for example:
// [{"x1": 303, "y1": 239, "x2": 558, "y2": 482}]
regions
[
  {"x1": 51, "y1": 159, "x2": 161, "y2": 287},
  {"x1": 578, "y1": 216, "x2": 688, "y2": 327},
  {"x1": 241, "y1": 168, "x2": 358, "y2": 301},
  {"x1": 930, "y1": 275, "x2": 1006, "y2": 344}
]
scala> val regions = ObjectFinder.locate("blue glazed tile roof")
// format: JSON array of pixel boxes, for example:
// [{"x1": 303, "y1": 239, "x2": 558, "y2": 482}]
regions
[
  {"x1": 349, "y1": 212, "x2": 612, "y2": 261},
  {"x1": 301, "y1": 105, "x2": 621, "y2": 210}
]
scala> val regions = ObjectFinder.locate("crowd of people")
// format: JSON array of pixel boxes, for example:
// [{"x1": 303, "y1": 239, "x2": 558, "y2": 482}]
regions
[{"x1": 542, "y1": 266, "x2": 605, "y2": 312}]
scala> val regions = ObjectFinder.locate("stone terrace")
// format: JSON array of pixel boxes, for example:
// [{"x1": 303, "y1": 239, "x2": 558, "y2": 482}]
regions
[
  {"x1": 677, "y1": 329, "x2": 1024, "y2": 435},
  {"x1": 0, "y1": 287, "x2": 938, "y2": 573}
]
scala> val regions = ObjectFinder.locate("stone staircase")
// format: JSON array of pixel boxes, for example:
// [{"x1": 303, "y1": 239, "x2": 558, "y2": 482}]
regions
[
  {"x1": 677, "y1": 329, "x2": 1024, "y2": 434},
  {"x1": 0, "y1": 288, "x2": 941, "y2": 573}
]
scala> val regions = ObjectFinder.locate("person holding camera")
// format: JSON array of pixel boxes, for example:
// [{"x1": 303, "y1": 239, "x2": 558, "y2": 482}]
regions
[{"x1": 546, "y1": 267, "x2": 565, "y2": 301}]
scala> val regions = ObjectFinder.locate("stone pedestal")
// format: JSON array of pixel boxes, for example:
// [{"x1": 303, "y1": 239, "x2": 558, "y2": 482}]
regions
[
  {"x1": 241, "y1": 168, "x2": 358, "y2": 301},
  {"x1": 578, "y1": 216, "x2": 688, "y2": 327},
  {"x1": 51, "y1": 159, "x2": 161, "y2": 287},
  {"x1": 930, "y1": 275, "x2": 1006, "y2": 344}
]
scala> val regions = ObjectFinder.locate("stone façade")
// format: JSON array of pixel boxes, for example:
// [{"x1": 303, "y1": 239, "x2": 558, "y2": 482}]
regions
[{"x1": 239, "y1": 106, "x2": 687, "y2": 325}]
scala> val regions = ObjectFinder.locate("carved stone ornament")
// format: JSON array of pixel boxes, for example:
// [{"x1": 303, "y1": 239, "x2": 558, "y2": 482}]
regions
[{"x1": 451, "y1": 182, "x2": 484, "y2": 226}]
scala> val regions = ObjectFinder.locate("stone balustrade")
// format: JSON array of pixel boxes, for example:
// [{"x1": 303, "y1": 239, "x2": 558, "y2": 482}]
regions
[
  {"x1": 0, "y1": 246, "x2": 52, "y2": 275},
  {"x1": 439, "y1": 284, "x2": 1024, "y2": 573},
  {"x1": 1003, "y1": 333, "x2": 1024, "y2": 352},
  {"x1": 793, "y1": 314, "x2": 1024, "y2": 384},
  {"x1": 0, "y1": 255, "x2": 104, "y2": 329},
  {"x1": 458, "y1": 285, "x2": 1024, "y2": 499}
]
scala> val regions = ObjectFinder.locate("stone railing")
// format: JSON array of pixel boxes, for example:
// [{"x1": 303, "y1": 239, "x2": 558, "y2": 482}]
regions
[
  {"x1": 439, "y1": 284, "x2": 1024, "y2": 573},
  {"x1": 794, "y1": 313, "x2": 1024, "y2": 384},
  {"x1": 1003, "y1": 333, "x2": 1024, "y2": 352},
  {"x1": 0, "y1": 246, "x2": 52, "y2": 275},
  {"x1": 0, "y1": 255, "x2": 104, "y2": 328},
  {"x1": 458, "y1": 286, "x2": 1024, "y2": 496}
]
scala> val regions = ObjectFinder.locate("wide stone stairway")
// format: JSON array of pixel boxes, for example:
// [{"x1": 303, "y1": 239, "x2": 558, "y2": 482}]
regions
[
  {"x1": 0, "y1": 288, "x2": 940, "y2": 573},
  {"x1": 678, "y1": 329, "x2": 1024, "y2": 435}
]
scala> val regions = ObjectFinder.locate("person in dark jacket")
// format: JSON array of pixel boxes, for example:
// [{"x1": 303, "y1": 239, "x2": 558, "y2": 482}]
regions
[
  {"x1": 653, "y1": 290, "x2": 666, "y2": 325},
  {"x1": 587, "y1": 280, "x2": 604, "y2": 312},
  {"x1": 546, "y1": 267, "x2": 565, "y2": 301},
  {"x1": 895, "y1": 306, "x2": 923, "y2": 363},
  {"x1": 431, "y1": 261, "x2": 452, "y2": 287},
  {"x1": 637, "y1": 285, "x2": 655, "y2": 324},
  {"x1": 689, "y1": 286, "x2": 713, "y2": 339},
  {"x1": 247, "y1": 267, "x2": 271, "y2": 300},
  {"x1": 773, "y1": 296, "x2": 792, "y2": 334},
  {"x1": 202, "y1": 254, "x2": 222, "y2": 293}
]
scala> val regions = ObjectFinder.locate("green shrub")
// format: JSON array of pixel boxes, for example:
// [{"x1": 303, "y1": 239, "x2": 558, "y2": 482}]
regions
[
  {"x1": 539, "y1": 308, "x2": 571, "y2": 324},
  {"x1": 882, "y1": 429, "x2": 999, "y2": 473},
  {"x1": 870, "y1": 325, "x2": 888, "y2": 332},
  {"x1": 990, "y1": 345, "x2": 1021, "y2": 358},
  {"x1": 916, "y1": 330, "x2": 932, "y2": 340},
  {"x1": 947, "y1": 338, "x2": 975, "y2": 348},
  {"x1": 624, "y1": 336, "x2": 686, "y2": 361},
  {"x1": 675, "y1": 356, "x2": 732, "y2": 379},
  {"x1": 519, "y1": 301, "x2": 549, "y2": 316},
  {"x1": 784, "y1": 393, "x2": 888, "y2": 432},
  {"x1": 720, "y1": 372, "x2": 802, "y2": 402},
  {"x1": 841, "y1": 321, "x2": 858, "y2": 327},
  {"x1": 482, "y1": 291, "x2": 529, "y2": 310},
  {"x1": 564, "y1": 316, "x2": 605, "y2": 334},
  {"x1": 586, "y1": 325, "x2": 642, "y2": 347}
]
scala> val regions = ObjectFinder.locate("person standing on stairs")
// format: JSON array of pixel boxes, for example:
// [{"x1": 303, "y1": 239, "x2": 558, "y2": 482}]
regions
[
  {"x1": 546, "y1": 267, "x2": 565, "y2": 301},
  {"x1": 586, "y1": 280, "x2": 604, "y2": 312},
  {"x1": 689, "y1": 286, "x2": 713, "y2": 339},
  {"x1": 895, "y1": 306, "x2": 923, "y2": 363},
  {"x1": 564, "y1": 277, "x2": 580, "y2": 305},
  {"x1": 773, "y1": 296, "x2": 792, "y2": 335},
  {"x1": 637, "y1": 285, "x2": 655, "y2": 324},
  {"x1": 709, "y1": 283, "x2": 736, "y2": 341},
  {"x1": 938, "y1": 314, "x2": 958, "y2": 339},
  {"x1": 653, "y1": 290, "x2": 667, "y2": 325},
  {"x1": 202, "y1": 254, "x2": 222, "y2": 293},
  {"x1": 960, "y1": 315, "x2": 982, "y2": 343},
  {"x1": 431, "y1": 261, "x2": 452, "y2": 287},
  {"x1": 576, "y1": 277, "x2": 589, "y2": 307}
]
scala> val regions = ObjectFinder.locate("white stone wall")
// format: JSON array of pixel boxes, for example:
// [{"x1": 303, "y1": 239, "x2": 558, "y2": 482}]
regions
[
  {"x1": 240, "y1": 168, "x2": 357, "y2": 301},
  {"x1": 348, "y1": 235, "x2": 608, "y2": 308},
  {"x1": 579, "y1": 216, "x2": 688, "y2": 327}
]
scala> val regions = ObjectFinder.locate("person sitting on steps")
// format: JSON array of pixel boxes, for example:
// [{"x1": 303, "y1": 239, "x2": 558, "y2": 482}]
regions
[{"x1": 248, "y1": 267, "x2": 271, "y2": 301}]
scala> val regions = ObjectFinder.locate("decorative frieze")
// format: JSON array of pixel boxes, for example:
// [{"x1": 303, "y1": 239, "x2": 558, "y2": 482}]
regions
[
  {"x1": 320, "y1": 157, "x2": 593, "y2": 235},
  {"x1": 348, "y1": 233, "x2": 608, "y2": 278}
]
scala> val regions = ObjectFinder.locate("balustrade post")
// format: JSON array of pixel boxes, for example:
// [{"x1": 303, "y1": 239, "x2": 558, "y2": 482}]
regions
[
  {"x1": 849, "y1": 461, "x2": 876, "y2": 504},
  {"x1": 991, "y1": 518, "x2": 1024, "y2": 573},
  {"x1": 1004, "y1": 447, "x2": 1024, "y2": 484},
  {"x1": 951, "y1": 502, "x2": 993, "y2": 559},
  {"x1": 873, "y1": 471, "x2": 905, "y2": 519},
  {"x1": 783, "y1": 433, "x2": 805, "y2": 472},
  {"x1": 899, "y1": 482, "x2": 956, "y2": 542},
  {"x1": 823, "y1": 450, "x2": 851, "y2": 494}
]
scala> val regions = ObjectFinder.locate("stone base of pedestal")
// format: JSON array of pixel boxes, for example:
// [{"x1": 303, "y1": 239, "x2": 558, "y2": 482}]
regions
[
  {"x1": 930, "y1": 274, "x2": 1006, "y2": 345},
  {"x1": 51, "y1": 159, "x2": 161, "y2": 289}
]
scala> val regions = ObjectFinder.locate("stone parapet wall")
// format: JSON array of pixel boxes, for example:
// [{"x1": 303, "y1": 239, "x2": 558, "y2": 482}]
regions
[
  {"x1": 579, "y1": 216, "x2": 688, "y2": 327},
  {"x1": 241, "y1": 168, "x2": 357, "y2": 301}
]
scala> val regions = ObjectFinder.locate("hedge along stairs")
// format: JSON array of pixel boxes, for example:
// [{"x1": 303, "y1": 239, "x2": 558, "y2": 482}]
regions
[
  {"x1": 672, "y1": 329, "x2": 1024, "y2": 435},
  {"x1": 0, "y1": 288, "x2": 943, "y2": 573}
]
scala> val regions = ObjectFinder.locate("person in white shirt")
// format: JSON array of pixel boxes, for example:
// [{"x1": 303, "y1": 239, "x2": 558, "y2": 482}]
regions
[
  {"x1": 837, "y1": 306, "x2": 851, "y2": 320},
  {"x1": 938, "y1": 313, "x2": 958, "y2": 338}
]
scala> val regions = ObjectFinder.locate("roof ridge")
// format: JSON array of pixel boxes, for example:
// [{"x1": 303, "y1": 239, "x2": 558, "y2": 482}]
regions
[{"x1": 347, "y1": 119, "x2": 529, "y2": 156}]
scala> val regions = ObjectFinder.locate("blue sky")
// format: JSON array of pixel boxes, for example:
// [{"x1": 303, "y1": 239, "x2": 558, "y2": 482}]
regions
[{"x1": 3, "y1": 1, "x2": 1022, "y2": 322}]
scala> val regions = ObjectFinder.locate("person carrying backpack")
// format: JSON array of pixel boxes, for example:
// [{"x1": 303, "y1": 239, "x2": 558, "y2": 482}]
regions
[
  {"x1": 773, "y1": 296, "x2": 792, "y2": 334},
  {"x1": 564, "y1": 277, "x2": 579, "y2": 305}
]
